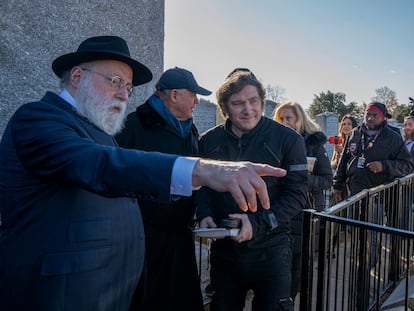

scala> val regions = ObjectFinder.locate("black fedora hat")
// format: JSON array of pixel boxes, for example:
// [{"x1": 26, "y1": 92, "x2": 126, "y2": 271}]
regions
[{"x1": 52, "y1": 36, "x2": 153, "y2": 86}]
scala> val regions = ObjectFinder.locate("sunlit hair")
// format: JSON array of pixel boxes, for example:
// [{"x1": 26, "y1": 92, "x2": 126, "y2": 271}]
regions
[
  {"x1": 216, "y1": 71, "x2": 265, "y2": 118},
  {"x1": 338, "y1": 114, "x2": 358, "y2": 136},
  {"x1": 274, "y1": 101, "x2": 320, "y2": 134}
]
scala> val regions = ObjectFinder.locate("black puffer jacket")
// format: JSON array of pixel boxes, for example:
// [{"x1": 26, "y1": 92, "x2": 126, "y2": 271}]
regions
[
  {"x1": 196, "y1": 117, "x2": 308, "y2": 250},
  {"x1": 115, "y1": 101, "x2": 199, "y2": 231},
  {"x1": 303, "y1": 131, "x2": 333, "y2": 211}
]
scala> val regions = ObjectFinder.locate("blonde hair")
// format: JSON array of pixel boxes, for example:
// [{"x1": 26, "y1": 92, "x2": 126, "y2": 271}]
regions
[{"x1": 273, "y1": 101, "x2": 320, "y2": 134}]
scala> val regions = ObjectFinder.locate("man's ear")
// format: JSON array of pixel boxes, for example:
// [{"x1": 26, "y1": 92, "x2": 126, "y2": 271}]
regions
[
  {"x1": 169, "y1": 89, "x2": 178, "y2": 103},
  {"x1": 70, "y1": 66, "x2": 83, "y2": 89}
]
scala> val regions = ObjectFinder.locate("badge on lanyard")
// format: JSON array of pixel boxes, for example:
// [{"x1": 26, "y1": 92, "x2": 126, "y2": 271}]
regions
[{"x1": 357, "y1": 155, "x2": 366, "y2": 169}]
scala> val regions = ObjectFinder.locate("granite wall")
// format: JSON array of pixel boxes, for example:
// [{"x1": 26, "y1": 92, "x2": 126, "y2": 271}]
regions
[{"x1": 0, "y1": 0, "x2": 164, "y2": 136}]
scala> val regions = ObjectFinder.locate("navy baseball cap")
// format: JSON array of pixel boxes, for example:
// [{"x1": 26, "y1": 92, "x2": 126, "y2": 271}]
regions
[{"x1": 156, "y1": 67, "x2": 211, "y2": 96}]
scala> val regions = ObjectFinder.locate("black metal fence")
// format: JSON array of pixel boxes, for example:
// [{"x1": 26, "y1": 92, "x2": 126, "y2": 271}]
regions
[
  {"x1": 195, "y1": 173, "x2": 414, "y2": 310},
  {"x1": 300, "y1": 173, "x2": 414, "y2": 310}
]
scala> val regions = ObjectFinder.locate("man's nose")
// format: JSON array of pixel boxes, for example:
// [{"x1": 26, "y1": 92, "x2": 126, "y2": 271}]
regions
[
  {"x1": 115, "y1": 88, "x2": 129, "y2": 101},
  {"x1": 242, "y1": 103, "x2": 252, "y2": 112}
]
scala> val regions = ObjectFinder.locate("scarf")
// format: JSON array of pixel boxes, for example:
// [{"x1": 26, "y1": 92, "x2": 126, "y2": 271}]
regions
[{"x1": 148, "y1": 95, "x2": 193, "y2": 138}]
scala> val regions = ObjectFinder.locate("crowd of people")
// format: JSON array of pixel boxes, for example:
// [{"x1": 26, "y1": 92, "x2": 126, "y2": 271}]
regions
[{"x1": 0, "y1": 34, "x2": 413, "y2": 311}]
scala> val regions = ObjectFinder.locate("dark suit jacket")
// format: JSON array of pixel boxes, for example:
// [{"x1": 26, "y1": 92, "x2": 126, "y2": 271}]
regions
[{"x1": 0, "y1": 92, "x2": 178, "y2": 310}]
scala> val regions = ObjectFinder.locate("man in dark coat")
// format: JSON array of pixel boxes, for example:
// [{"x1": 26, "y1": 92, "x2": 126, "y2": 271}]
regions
[
  {"x1": 196, "y1": 70, "x2": 308, "y2": 311},
  {"x1": 0, "y1": 36, "x2": 288, "y2": 311},
  {"x1": 116, "y1": 67, "x2": 211, "y2": 311}
]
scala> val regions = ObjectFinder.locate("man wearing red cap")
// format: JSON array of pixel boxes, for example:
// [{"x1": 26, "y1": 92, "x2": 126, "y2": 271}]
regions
[{"x1": 333, "y1": 102, "x2": 413, "y2": 201}]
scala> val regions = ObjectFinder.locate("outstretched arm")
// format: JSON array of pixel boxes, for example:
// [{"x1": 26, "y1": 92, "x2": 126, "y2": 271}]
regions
[{"x1": 192, "y1": 159, "x2": 287, "y2": 212}]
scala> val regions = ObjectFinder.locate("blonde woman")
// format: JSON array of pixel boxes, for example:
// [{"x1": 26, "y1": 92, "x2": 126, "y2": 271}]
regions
[
  {"x1": 274, "y1": 101, "x2": 333, "y2": 301},
  {"x1": 274, "y1": 102, "x2": 333, "y2": 210}
]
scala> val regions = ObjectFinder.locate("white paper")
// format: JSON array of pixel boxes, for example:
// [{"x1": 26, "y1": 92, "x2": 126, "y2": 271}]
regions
[{"x1": 193, "y1": 228, "x2": 240, "y2": 238}]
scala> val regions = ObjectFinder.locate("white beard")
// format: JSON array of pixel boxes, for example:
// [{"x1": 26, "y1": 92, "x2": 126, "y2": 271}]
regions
[{"x1": 74, "y1": 75, "x2": 127, "y2": 135}]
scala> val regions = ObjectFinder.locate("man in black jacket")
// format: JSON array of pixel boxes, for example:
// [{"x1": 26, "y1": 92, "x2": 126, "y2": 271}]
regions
[
  {"x1": 116, "y1": 67, "x2": 211, "y2": 311},
  {"x1": 196, "y1": 69, "x2": 308, "y2": 311},
  {"x1": 333, "y1": 102, "x2": 413, "y2": 201}
]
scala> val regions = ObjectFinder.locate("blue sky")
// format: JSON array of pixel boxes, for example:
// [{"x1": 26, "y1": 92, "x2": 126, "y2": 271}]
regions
[{"x1": 164, "y1": 0, "x2": 413, "y2": 109}]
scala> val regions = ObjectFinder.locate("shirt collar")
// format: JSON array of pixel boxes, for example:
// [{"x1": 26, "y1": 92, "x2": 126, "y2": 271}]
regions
[{"x1": 59, "y1": 89, "x2": 79, "y2": 111}]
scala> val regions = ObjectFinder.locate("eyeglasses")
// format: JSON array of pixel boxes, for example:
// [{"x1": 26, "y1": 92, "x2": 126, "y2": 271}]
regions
[{"x1": 80, "y1": 67, "x2": 134, "y2": 96}]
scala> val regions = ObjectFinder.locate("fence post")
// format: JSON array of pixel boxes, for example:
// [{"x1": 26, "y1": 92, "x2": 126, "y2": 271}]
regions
[
  {"x1": 300, "y1": 209, "x2": 315, "y2": 311},
  {"x1": 316, "y1": 217, "x2": 327, "y2": 310},
  {"x1": 356, "y1": 197, "x2": 370, "y2": 311},
  {"x1": 389, "y1": 182, "x2": 401, "y2": 283}
]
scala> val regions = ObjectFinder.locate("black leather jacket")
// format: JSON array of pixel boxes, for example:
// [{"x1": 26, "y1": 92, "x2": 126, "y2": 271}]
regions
[{"x1": 196, "y1": 117, "x2": 308, "y2": 248}]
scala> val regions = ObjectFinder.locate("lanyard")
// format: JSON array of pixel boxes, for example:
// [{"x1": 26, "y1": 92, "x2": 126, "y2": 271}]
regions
[{"x1": 360, "y1": 131, "x2": 380, "y2": 155}]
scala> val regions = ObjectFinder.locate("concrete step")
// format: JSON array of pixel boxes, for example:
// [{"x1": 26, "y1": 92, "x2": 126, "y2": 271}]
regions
[{"x1": 381, "y1": 276, "x2": 414, "y2": 310}]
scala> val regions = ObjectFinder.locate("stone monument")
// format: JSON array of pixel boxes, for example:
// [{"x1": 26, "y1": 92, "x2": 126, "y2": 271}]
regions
[
  {"x1": 193, "y1": 99, "x2": 218, "y2": 134},
  {"x1": 315, "y1": 112, "x2": 339, "y2": 161},
  {"x1": 0, "y1": 0, "x2": 165, "y2": 136}
]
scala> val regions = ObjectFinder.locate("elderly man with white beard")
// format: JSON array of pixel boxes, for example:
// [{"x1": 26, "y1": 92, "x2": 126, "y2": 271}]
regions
[{"x1": 0, "y1": 36, "x2": 287, "y2": 311}]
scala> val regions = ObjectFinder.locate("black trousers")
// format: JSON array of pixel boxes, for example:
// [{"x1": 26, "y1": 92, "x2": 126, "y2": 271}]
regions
[
  {"x1": 136, "y1": 224, "x2": 204, "y2": 311},
  {"x1": 210, "y1": 235, "x2": 293, "y2": 311}
]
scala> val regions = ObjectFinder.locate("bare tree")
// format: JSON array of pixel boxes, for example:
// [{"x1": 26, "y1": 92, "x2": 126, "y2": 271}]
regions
[
  {"x1": 372, "y1": 86, "x2": 399, "y2": 116},
  {"x1": 265, "y1": 84, "x2": 286, "y2": 104}
]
